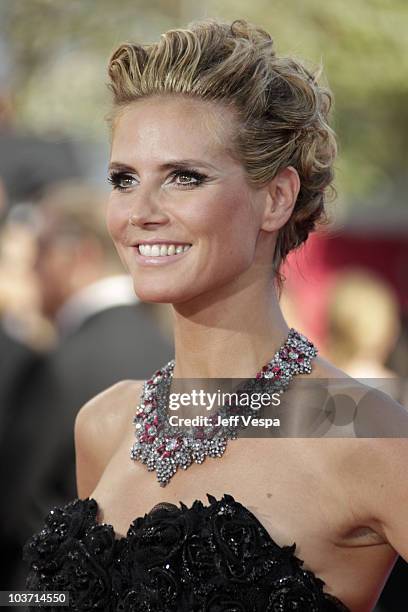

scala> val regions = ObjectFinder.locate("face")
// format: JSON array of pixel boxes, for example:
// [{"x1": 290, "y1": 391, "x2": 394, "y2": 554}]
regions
[{"x1": 106, "y1": 95, "x2": 272, "y2": 305}]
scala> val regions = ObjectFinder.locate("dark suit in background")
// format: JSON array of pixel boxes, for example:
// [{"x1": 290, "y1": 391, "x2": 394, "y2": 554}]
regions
[{"x1": 0, "y1": 324, "x2": 45, "y2": 590}]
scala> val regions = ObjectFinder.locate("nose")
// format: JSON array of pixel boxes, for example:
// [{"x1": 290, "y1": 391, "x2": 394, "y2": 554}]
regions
[{"x1": 127, "y1": 187, "x2": 169, "y2": 229}]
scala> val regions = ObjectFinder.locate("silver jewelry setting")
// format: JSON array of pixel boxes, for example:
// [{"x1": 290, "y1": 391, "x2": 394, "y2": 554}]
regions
[{"x1": 130, "y1": 328, "x2": 317, "y2": 486}]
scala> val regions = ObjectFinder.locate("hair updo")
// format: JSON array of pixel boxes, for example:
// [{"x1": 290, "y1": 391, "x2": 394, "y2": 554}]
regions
[{"x1": 107, "y1": 18, "x2": 337, "y2": 288}]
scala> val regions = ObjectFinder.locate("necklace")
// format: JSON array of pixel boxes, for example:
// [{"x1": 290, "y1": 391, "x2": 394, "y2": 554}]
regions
[{"x1": 130, "y1": 328, "x2": 317, "y2": 487}]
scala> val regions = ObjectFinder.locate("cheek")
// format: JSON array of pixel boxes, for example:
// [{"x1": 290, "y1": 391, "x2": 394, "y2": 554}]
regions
[{"x1": 199, "y1": 190, "x2": 255, "y2": 256}]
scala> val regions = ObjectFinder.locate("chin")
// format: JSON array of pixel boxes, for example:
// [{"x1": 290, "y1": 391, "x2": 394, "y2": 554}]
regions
[
  {"x1": 131, "y1": 269, "x2": 244, "y2": 305},
  {"x1": 132, "y1": 281, "x2": 187, "y2": 304}
]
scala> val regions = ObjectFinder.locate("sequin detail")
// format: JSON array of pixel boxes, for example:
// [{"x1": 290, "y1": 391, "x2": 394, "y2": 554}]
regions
[
  {"x1": 130, "y1": 328, "x2": 318, "y2": 486},
  {"x1": 23, "y1": 493, "x2": 349, "y2": 611}
]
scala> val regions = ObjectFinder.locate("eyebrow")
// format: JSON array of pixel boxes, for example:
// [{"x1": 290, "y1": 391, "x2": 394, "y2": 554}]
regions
[{"x1": 108, "y1": 158, "x2": 219, "y2": 173}]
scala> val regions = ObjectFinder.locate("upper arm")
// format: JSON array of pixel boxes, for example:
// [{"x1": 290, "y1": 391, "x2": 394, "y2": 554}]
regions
[
  {"x1": 350, "y1": 389, "x2": 408, "y2": 561},
  {"x1": 368, "y1": 437, "x2": 408, "y2": 562},
  {"x1": 74, "y1": 379, "x2": 142, "y2": 499}
]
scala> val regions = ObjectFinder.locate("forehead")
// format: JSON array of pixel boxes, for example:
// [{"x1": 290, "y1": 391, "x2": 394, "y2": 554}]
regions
[{"x1": 110, "y1": 95, "x2": 238, "y2": 165}]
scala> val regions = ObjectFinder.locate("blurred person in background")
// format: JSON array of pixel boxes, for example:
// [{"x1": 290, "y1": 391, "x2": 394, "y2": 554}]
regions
[
  {"x1": 0, "y1": 321, "x2": 41, "y2": 593},
  {"x1": 326, "y1": 268, "x2": 400, "y2": 379},
  {"x1": 0, "y1": 209, "x2": 52, "y2": 592},
  {"x1": 0, "y1": 181, "x2": 173, "y2": 590},
  {"x1": 0, "y1": 206, "x2": 55, "y2": 351}
]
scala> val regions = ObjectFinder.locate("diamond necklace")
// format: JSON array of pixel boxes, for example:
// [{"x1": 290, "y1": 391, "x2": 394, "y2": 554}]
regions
[{"x1": 130, "y1": 328, "x2": 317, "y2": 487}]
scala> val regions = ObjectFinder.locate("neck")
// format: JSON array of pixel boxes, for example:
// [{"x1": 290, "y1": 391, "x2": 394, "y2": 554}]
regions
[{"x1": 171, "y1": 277, "x2": 290, "y2": 379}]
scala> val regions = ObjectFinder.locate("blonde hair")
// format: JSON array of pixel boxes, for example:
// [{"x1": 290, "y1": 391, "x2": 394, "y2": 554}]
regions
[
  {"x1": 327, "y1": 269, "x2": 400, "y2": 365},
  {"x1": 107, "y1": 18, "x2": 337, "y2": 288}
]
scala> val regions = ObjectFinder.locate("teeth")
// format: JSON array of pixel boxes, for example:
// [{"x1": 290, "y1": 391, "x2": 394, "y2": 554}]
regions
[{"x1": 138, "y1": 243, "x2": 192, "y2": 257}]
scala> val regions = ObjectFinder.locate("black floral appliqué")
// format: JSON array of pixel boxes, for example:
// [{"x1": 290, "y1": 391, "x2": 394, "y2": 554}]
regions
[{"x1": 23, "y1": 494, "x2": 350, "y2": 611}]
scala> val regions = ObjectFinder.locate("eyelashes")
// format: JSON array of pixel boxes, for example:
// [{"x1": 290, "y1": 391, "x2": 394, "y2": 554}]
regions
[
  {"x1": 107, "y1": 172, "x2": 135, "y2": 191},
  {"x1": 107, "y1": 169, "x2": 209, "y2": 192}
]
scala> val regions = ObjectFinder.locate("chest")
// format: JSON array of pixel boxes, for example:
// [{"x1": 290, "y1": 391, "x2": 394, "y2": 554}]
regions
[{"x1": 92, "y1": 434, "x2": 344, "y2": 548}]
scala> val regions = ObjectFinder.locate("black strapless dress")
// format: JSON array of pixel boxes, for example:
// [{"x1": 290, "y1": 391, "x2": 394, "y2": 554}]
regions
[{"x1": 23, "y1": 492, "x2": 350, "y2": 611}]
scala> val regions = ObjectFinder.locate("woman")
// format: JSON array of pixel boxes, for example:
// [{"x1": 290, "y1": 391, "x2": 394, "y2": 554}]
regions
[{"x1": 23, "y1": 18, "x2": 408, "y2": 612}]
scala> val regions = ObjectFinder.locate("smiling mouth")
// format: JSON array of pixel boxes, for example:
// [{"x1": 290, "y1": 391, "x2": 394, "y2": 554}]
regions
[{"x1": 137, "y1": 243, "x2": 192, "y2": 257}]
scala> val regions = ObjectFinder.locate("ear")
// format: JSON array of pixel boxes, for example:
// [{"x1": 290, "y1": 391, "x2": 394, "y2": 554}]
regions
[{"x1": 260, "y1": 166, "x2": 300, "y2": 232}]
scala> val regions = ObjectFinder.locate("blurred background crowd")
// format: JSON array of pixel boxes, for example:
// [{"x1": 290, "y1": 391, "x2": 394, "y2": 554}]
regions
[{"x1": 0, "y1": 1, "x2": 407, "y2": 610}]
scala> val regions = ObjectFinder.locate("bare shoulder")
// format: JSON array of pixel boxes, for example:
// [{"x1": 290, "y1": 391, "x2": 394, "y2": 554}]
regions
[
  {"x1": 306, "y1": 353, "x2": 408, "y2": 479},
  {"x1": 310, "y1": 354, "x2": 353, "y2": 380},
  {"x1": 75, "y1": 379, "x2": 143, "y2": 437},
  {"x1": 74, "y1": 379, "x2": 143, "y2": 498},
  {"x1": 313, "y1": 355, "x2": 407, "y2": 430}
]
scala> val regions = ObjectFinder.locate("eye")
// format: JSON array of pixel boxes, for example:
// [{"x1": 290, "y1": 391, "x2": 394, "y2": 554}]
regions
[
  {"x1": 170, "y1": 169, "x2": 208, "y2": 189},
  {"x1": 107, "y1": 172, "x2": 137, "y2": 192}
]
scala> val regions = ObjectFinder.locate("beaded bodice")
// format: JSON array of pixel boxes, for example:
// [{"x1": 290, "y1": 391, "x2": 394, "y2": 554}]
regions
[{"x1": 23, "y1": 492, "x2": 350, "y2": 611}]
